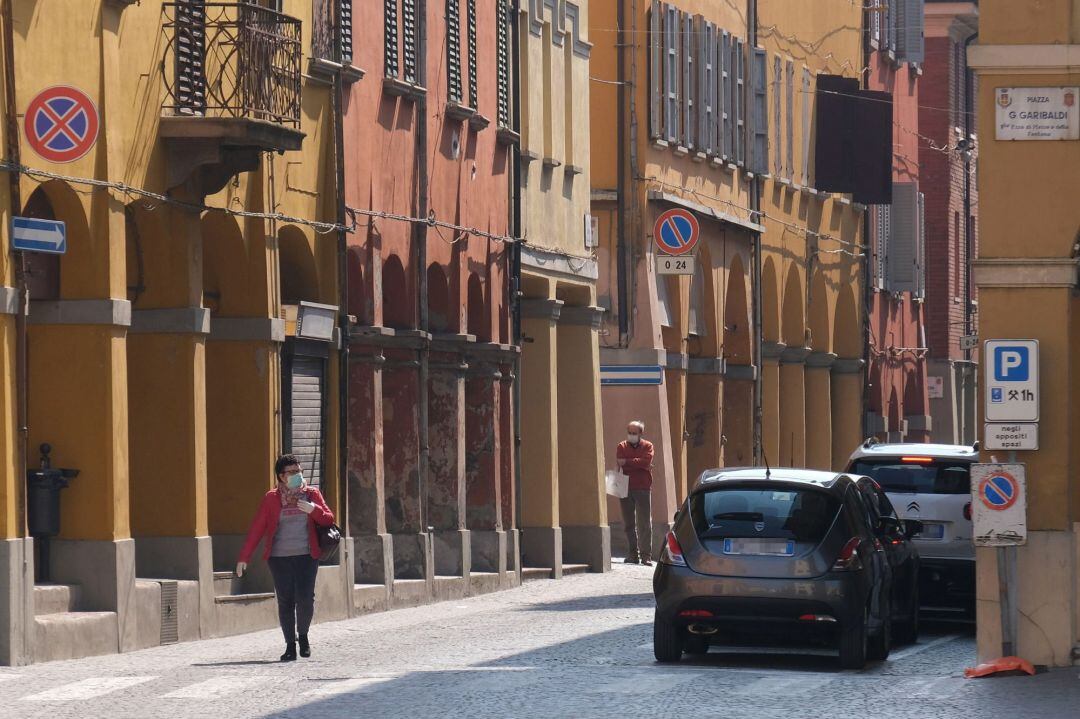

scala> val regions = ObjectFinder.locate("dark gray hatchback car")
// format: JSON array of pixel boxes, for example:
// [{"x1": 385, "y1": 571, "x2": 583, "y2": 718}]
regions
[{"x1": 653, "y1": 468, "x2": 920, "y2": 669}]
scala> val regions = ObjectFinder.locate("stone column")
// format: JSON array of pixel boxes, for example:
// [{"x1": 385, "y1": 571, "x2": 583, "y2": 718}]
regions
[
  {"x1": 664, "y1": 354, "x2": 688, "y2": 505},
  {"x1": 519, "y1": 298, "x2": 563, "y2": 574},
  {"x1": 428, "y1": 337, "x2": 471, "y2": 580},
  {"x1": 686, "y1": 357, "x2": 724, "y2": 488},
  {"x1": 556, "y1": 306, "x2": 610, "y2": 572},
  {"x1": 760, "y1": 342, "x2": 786, "y2": 467},
  {"x1": 804, "y1": 352, "x2": 837, "y2": 470},
  {"x1": 779, "y1": 346, "x2": 810, "y2": 467},
  {"x1": 347, "y1": 336, "x2": 392, "y2": 589},
  {"x1": 498, "y1": 356, "x2": 519, "y2": 580},
  {"x1": 831, "y1": 358, "x2": 866, "y2": 469},
  {"x1": 722, "y1": 364, "x2": 756, "y2": 466},
  {"x1": 464, "y1": 351, "x2": 504, "y2": 584}
]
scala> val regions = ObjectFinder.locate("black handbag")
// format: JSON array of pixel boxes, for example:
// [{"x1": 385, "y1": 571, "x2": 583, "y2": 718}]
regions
[{"x1": 316, "y1": 522, "x2": 342, "y2": 563}]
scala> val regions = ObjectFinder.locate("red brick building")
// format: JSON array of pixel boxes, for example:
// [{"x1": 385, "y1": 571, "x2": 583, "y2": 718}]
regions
[
  {"x1": 920, "y1": 1, "x2": 979, "y2": 444},
  {"x1": 865, "y1": 0, "x2": 931, "y2": 442},
  {"x1": 345, "y1": 0, "x2": 519, "y2": 603}
]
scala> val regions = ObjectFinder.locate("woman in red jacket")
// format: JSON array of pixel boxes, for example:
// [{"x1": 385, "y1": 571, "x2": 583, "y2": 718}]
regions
[{"x1": 236, "y1": 454, "x2": 335, "y2": 661}]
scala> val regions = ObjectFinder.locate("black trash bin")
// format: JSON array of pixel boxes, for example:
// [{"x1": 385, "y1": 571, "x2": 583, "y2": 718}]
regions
[{"x1": 26, "y1": 444, "x2": 78, "y2": 582}]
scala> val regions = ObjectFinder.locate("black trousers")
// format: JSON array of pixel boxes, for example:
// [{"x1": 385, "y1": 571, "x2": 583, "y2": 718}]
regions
[{"x1": 267, "y1": 554, "x2": 319, "y2": 643}]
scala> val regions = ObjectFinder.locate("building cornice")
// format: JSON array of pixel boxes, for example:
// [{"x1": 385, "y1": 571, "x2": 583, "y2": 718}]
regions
[
  {"x1": 520, "y1": 244, "x2": 598, "y2": 281},
  {"x1": 646, "y1": 189, "x2": 766, "y2": 234},
  {"x1": 968, "y1": 44, "x2": 1080, "y2": 75},
  {"x1": 973, "y1": 257, "x2": 1079, "y2": 288},
  {"x1": 29, "y1": 299, "x2": 132, "y2": 327}
]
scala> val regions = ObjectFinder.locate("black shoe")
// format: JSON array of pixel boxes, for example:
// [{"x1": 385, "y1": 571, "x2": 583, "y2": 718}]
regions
[
  {"x1": 624, "y1": 556, "x2": 639, "y2": 564},
  {"x1": 281, "y1": 643, "x2": 297, "y2": 662},
  {"x1": 298, "y1": 635, "x2": 310, "y2": 658},
  {"x1": 641, "y1": 559, "x2": 654, "y2": 566}
]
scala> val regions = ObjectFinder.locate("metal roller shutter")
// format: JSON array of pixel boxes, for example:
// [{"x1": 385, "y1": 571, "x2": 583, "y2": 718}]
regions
[{"x1": 289, "y1": 356, "x2": 325, "y2": 488}]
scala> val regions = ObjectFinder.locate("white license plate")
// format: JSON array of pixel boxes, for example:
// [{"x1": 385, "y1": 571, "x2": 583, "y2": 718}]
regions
[
  {"x1": 918, "y1": 523, "x2": 945, "y2": 539},
  {"x1": 722, "y1": 539, "x2": 795, "y2": 556}
]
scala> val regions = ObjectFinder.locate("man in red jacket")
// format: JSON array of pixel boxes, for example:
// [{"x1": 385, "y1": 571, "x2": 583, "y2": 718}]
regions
[{"x1": 616, "y1": 420, "x2": 655, "y2": 565}]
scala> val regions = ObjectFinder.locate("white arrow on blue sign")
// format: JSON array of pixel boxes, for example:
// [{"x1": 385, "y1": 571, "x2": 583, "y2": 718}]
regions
[{"x1": 12, "y1": 216, "x2": 66, "y2": 254}]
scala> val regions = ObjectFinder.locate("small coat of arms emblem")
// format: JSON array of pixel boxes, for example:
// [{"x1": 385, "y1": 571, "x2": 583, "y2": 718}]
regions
[
  {"x1": 754, "y1": 521, "x2": 765, "y2": 532},
  {"x1": 1065, "y1": 91, "x2": 1075, "y2": 107},
  {"x1": 997, "y1": 90, "x2": 1012, "y2": 107}
]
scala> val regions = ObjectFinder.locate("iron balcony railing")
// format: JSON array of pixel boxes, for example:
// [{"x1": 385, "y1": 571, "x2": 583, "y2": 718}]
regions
[{"x1": 162, "y1": 1, "x2": 302, "y2": 128}]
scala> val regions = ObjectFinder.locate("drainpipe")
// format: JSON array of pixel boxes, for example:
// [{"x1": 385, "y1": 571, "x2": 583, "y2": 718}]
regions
[
  {"x1": 962, "y1": 32, "x2": 977, "y2": 365},
  {"x1": 748, "y1": 0, "x2": 763, "y2": 464},
  {"x1": 860, "y1": 13, "x2": 874, "y2": 441},
  {"x1": 332, "y1": 0, "x2": 349, "y2": 535},
  {"x1": 510, "y1": 2, "x2": 523, "y2": 542},
  {"x1": 615, "y1": 0, "x2": 629, "y2": 345},
  {"x1": 415, "y1": 0, "x2": 430, "y2": 534}
]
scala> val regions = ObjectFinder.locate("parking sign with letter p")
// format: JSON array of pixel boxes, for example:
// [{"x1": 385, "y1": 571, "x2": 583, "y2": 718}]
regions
[
  {"x1": 994, "y1": 347, "x2": 1029, "y2": 381},
  {"x1": 985, "y1": 340, "x2": 1039, "y2": 423}
]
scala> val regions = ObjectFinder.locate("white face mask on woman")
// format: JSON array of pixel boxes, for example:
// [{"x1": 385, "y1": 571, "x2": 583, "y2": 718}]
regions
[{"x1": 627, "y1": 433, "x2": 640, "y2": 445}]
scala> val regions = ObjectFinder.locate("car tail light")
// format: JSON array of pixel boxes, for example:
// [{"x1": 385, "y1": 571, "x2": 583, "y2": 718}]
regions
[
  {"x1": 798, "y1": 614, "x2": 838, "y2": 623},
  {"x1": 679, "y1": 609, "x2": 712, "y2": 618},
  {"x1": 661, "y1": 531, "x2": 687, "y2": 567},
  {"x1": 963, "y1": 502, "x2": 972, "y2": 521},
  {"x1": 832, "y1": 538, "x2": 863, "y2": 571},
  {"x1": 901, "y1": 456, "x2": 934, "y2": 463}
]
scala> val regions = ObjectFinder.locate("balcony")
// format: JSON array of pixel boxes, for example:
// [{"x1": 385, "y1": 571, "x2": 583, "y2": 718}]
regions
[{"x1": 160, "y1": 1, "x2": 305, "y2": 193}]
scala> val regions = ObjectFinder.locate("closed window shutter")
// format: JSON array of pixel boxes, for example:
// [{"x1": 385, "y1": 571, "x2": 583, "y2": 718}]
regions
[
  {"x1": 385, "y1": 0, "x2": 399, "y2": 78},
  {"x1": 750, "y1": 46, "x2": 767, "y2": 175},
  {"x1": 887, "y1": 0, "x2": 899, "y2": 55},
  {"x1": 665, "y1": 4, "x2": 679, "y2": 144},
  {"x1": 698, "y1": 18, "x2": 713, "y2": 155},
  {"x1": 916, "y1": 191, "x2": 926, "y2": 298},
  {"x1": 402, "y1": 0, "x2": 418, "y2": 83},
  {"x1": 870, "y1": 0, "x2": 881, "y2": 48},
  {"x1": 649, "y1": 1, "x2": 662, "y2": 140},
  {"x1": 772, "y1": 55, "x2": 781, "y2": 176},
  {"x1": 496, "y1": 0, "x2": 511, "y2": 128},
  {"x1": 174, "y1": 0, "x2": 207, "y2": 115},
  {"x1": 888, "y1": 182, "x2": 919, "y2": 293},
  {"x1": 467, "y1": 0, "x2": 478, "y2": 108},
  {"x1": 899, "y1": 0, "x2": 925, "y2": 64},
  {"x1": 720, "y1": 30, "x2": 731, "y2": 159},
  {"x1": 785, "y1": 60, "x2": 794, "y2": 179},
  {"x1": 801, "y1": 67, "x2": 811, "y2": 186},
  {"x1": 340, "y1": 0, "x2": 354, "y2": 65},
  {"x1": 682, "y1": 12, "x2": 693, "y2": 149},
  {"x1": 447, "y1": 0, "x2": 463, "y2": 103},
  {"x1": 875, "y1": 204, "x2": 891, "y2": 289},
  {"x1": 735, "y1": 38, "x2": 746, "y2": 166},
  {"x1": 289, "y1": 357, "x2": 326, "y2": 489}
]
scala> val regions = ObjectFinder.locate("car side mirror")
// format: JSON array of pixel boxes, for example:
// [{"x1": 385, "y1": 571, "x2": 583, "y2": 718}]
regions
[{"x1": 903, "y1": 519, "x2": 923, "y2": 539}]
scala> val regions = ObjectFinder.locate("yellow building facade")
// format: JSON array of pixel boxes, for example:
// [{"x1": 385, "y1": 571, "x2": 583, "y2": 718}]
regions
[
  {"x1": 517, "y1": 0, "x2": 611, "y2": 574},
  {"x1": 590, "y1": 0, "x2": 865, "y2": 558},
  {"x1": 0, "y1": 0, "x2": 349, "y2": 665},
  {"x1": 968, "y1": 0, "x2": 1080, "y2": 667}
]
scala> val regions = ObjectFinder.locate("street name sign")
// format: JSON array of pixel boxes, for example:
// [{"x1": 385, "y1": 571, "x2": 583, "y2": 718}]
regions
[
  {"x1": 11, "y1": 216, "x2": 66, "y2": 254},
  {"x1": 656, "y1": 254, "x2": 695, "y2": 276},
  {"x1": 960, "y1": 334, "x2": 978, "y2": 351},
  {"x1": 984, "y1": 423, "x2": 1038, "y2": 451},
  {"x1": 600, "y1": 365, "x2": 663, "y2": 386},
  {"x1": 995, "y1": 87, "x2": 1079, "y2": 141},
  {"x1": 971, "y1": 464, "x2": 1027, "y2": 547},
  {"x1": 984, "y1": 339, "x2": 1038, "y2": 422}
]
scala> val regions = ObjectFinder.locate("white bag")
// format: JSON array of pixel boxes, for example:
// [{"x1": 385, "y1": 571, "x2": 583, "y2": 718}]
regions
[{"x1": 605, "y1": 469, "x2": 629, "y2": 499}]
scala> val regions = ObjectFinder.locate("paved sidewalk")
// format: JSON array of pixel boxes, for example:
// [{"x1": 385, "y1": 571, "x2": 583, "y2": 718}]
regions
[{"x1": 2, "y1": 563, "x2": 1078, "y2": 718}]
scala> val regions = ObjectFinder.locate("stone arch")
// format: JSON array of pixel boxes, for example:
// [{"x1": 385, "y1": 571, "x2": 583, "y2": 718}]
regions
[
  {"x1": 723, "y1": 254, "x2": 751, "y2": 365},
  {"x1": 278, "y1": 225, "x2": 319, "y2": 304},
  {"x1": 690, "y1": 242, "x2": 719, "y2": 356},
  {"x1": 346, "y1": 245, "x2": 367, "y2": 323},
  {"x1": 21, "y1": 181, "x2": 96, "y2": 299},
  {"x1": 761, "y1": 256, "x2": 780, "y2": 343},
  {"x1": 781, "y1": 263, "x2": 805, "y2": 347},
  {"x1": 427, "y1": 262, "x2": 452, "y2": 333},
  {"x1": 833, "y1": 285, "x2": 861, "y2": 358},
  {"x1": 202, "y1": 213, "x2": 252, "y2": 315},
  {"x1": 807, "y1": 271, "x2": 831, "y2": 353},
  {"x1": 467, "y1": 273, "x2": 489, "y2": 341},
  {"x1": 382, "y1": 254, "x2": 412, "y2": 328}
]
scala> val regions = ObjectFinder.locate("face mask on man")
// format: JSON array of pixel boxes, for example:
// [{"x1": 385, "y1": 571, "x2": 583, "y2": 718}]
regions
[
  {"x1": 286, "y1": 472, "x2": 304, "y2": 490},
  {"x1": 627, "y1": 433, "x2": 640, "y2": 445}
]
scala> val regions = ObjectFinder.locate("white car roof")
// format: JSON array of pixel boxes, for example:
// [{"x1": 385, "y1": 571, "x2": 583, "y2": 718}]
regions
[
  {"x1": 847, "y1": 442, "x2": 978, "y2": 462},
  {"x1": 697, "y1": 467, "x2": 843, "y2": 485}
]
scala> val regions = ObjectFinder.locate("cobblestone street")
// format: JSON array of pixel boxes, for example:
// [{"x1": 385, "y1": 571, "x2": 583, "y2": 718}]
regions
[{"x1": 2, "y1": 564, "x2": 1077, "y2": 718}]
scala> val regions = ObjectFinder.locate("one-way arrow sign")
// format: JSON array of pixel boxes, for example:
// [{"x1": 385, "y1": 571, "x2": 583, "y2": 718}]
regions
[{"x1": 12, "y1": 216, "x2": 66, "y2": 254}]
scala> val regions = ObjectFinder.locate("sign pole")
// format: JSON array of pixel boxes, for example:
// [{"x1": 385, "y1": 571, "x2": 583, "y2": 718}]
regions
[{"x1": 998, "y1": 450, "x2": 1019, "y2": 657}]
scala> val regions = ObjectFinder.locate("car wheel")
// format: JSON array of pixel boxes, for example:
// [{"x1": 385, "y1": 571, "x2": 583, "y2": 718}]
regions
[
  {"x1": 839, "y1": 606, "x2": 868, "y2": 670},
  {"x1": 868, "y1": 596, "x2": 892, "y2": 661},
  {"x1": 895, "y1": 585, "x2": 920, "y2": 646},
  {"x1": 653, "y1": 615, "x2": 684, "y2": 663},
  {"x1": 684, "y1": 633, "x2": 709, "y2": 655}
]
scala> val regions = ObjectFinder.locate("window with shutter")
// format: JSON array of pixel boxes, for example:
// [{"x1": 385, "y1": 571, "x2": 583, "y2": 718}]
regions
[
  {"x1": 682, "y1": 12, "x2": 693, "y2": 149},
  {"x1": 467, "y1": 0, "x2": 478, "y2": 109},
  {"x1": 385, "y1": 0, "x2": 399, "y2": 78},
  {"x1": 402, "y1": 0, "x2": 418, "y2": 83},
  {"x1": 447, "y1": 0, "x2": 463, "y2": 103},
  {"x1": 649, "y1": 1, "x2": 663, "y2": 140},
  {"x1": 735, "y1": 38, "x2": 746, "y2": 166},
  {"x1": 665, "y1": 5, "x2": 679, "y2": 144},
  {"x1": 869, "y1": 0, "x2": 881, "y2": 49},
  {"x1": 496, "y1": 0, "x2": 511, "y2": 128},
  {"x1": 720, "y1": 30, "x2": 731, "y2": 160},
  {"x1": 174, "y1": 0, "x2": 207, "y2": 115},
  {"x1": 898, "y1": 0, "x2": 925, "y2": 64},
  {"x1": 874, "y1": 203, "x2": 891, "y2": 290},
  {"x1": 773, "y1": 55, "x2": 782, "y2": 176},
  {"x1": 340, "y1": 0, "x2": 354, "y2": 65},
  {"x1": 749, "y1": 46, "x2": 767, "y2": 175},
  {"x1": 887, "y1": 0, "x2": 899, "y2": 57},
  {"x1": 785, "y1": 59, "x2": 794, "y2": 179},
  {"x1": 313, "y1": 0, "x2": 335, "y2": 62},
  {"x1": 887, "y1": 182, "x2": 919, "y2": 293},
  {"x1": 916, "y1": 191, "x2": 926, "y2": 298},
  {"x1": 801, "y1": 67, "x2": 811, "y2": 186},
  {"x1": 698, "y1": 18, "x2": 713, "y2": 156}
]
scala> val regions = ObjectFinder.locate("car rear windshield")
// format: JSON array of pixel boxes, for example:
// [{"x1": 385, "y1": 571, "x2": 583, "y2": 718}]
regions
[
  {"x1": 849, "y1": 459, "x2": 971, "y2": 494},
  {"x1": 689, "y1": 487, "x2": 841, "y2": 543}
]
